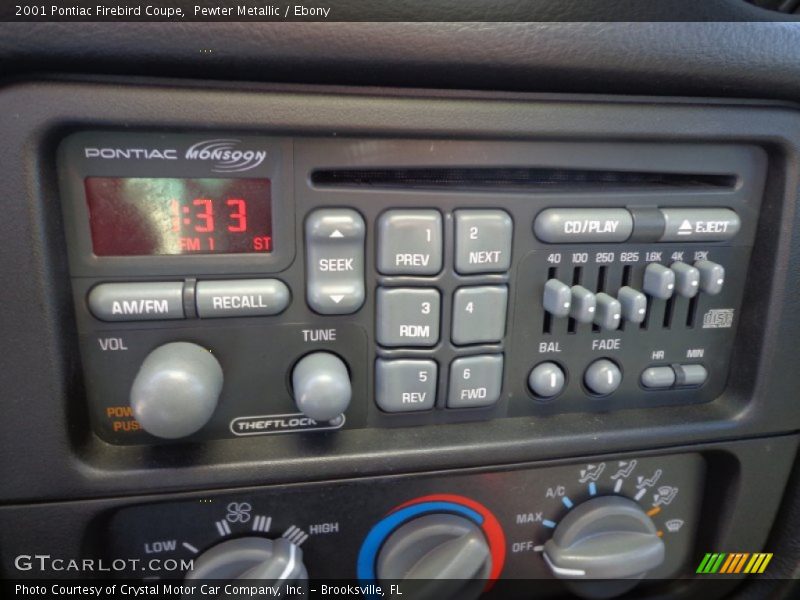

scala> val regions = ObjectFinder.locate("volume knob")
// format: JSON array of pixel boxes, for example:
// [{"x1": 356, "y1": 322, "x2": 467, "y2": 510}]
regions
[{"x1": 130, "y1": 342, "x2": 223, "y2": 439}]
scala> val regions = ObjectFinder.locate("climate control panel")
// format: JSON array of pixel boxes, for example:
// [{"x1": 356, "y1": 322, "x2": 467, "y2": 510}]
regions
[
  {"x1": 58, "y1": 132, "x2": 765, "y2": 443},
  {"x1": 105, "y1": 453, "x2": 703, "y2": 599}
]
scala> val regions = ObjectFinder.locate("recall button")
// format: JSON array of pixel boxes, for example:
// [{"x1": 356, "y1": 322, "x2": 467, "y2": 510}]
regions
[
  {"x1": 659, "y1": 208, "x2": 740, "y2": 242},
  {"x1": 534, "y1": 208, "x2": 633, "y2": 243},
  {"x1": 88, "y1": 282, "x2": 185, "y2": 322},
  {"x1": 196, "y1": 279, "x2": 290, "y2": 318}
]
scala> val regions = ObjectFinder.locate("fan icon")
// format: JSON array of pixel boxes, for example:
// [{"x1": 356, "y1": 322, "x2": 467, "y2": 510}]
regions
[{"x1": 226, "y1": 502, "x2": 253, "y2": 524}]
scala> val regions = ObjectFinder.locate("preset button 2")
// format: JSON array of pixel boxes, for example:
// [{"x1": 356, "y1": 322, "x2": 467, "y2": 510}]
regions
[{"x1": 454, "y1": 210, "x2": 513, "y2": 274}]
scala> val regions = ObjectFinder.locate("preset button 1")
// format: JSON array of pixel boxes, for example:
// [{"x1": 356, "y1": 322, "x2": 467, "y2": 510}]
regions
[
  {"x1": 305, "y1": 209, "x2": 366, "y2": 315},
  {"x1": 377, "y1": 210, "x2": 442, "y2": 275}
]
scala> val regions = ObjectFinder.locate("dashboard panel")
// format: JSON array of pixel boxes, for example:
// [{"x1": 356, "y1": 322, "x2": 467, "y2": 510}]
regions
[{"x1": 1, "y1": 79, "x2": 799, "y2": 598}]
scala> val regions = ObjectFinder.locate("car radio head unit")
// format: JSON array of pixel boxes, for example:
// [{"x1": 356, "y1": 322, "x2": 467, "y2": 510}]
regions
[{"x1": 58, "y1": 131, "x2": 766, "y2": 445}]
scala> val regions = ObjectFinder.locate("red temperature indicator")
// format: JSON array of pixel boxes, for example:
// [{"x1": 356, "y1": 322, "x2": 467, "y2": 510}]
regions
[{"x1": 84, "y1": 177, "x2": 273, "y2": 256}]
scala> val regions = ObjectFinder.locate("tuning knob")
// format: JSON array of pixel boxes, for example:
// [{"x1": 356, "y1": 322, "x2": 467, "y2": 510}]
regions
[
  {"x1": 185, "y1": 537, "x2": 307, "y2": 584},
  {"x1": 376, "y1": 513, "x2": 491, "y2": 600},
  {"x1": 291, "y1": 352, "x2": 352, "y2": 422},
  {"x1": 543, "y1": 496, "x2": 665, "y2": 599},
  {"x1": 130, "y1": 342, "x2": 223, "y2": 439}
]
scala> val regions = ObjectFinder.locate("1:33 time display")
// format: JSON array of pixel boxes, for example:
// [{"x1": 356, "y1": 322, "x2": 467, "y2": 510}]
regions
[{"x1": 170, "y1": 197, "x2": 255, "y2": 251}]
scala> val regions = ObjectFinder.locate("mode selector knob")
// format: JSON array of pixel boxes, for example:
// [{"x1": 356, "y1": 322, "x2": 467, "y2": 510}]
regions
[
  {"x1": 543, "y1": 496, "x2": 665, "y2": 599},
  {"x1": 292, "y1": 352, "x2": 352, "y2": 422},
  {"x1": 130, "y1": 342, "x2": 223, "y2": 439}
]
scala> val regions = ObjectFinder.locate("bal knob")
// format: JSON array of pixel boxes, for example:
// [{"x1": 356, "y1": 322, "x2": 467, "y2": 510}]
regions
[{"x1": 130, "y1": 342, "x2": 223, "y2": 439}]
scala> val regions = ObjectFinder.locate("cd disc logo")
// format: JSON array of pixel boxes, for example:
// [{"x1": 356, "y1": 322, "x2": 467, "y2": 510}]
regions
[{"x1": 185, "y1": 139, "x2": 267, "y2": 172}]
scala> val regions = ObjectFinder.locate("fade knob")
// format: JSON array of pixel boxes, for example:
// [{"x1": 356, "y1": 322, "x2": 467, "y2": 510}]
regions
[{"x1": 130, "y1": 342, "x2": 223, "y2": 439}]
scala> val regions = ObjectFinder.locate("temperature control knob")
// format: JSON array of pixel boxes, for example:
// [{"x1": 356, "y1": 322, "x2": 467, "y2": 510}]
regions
[
  {"x1": 377, "y1": 513, "x2": 492, "y2": 600},
  {"x1": 185, "y1": 537, "x2": 307, "y2": 583},
  {"x1": 543, "y1": 496, "x2": 665, "y2": 599},
  {"x1": 130, "y1": 342, "x2": 223, "y2": 439},
  {"x1": 292, "y1": 352, "x2": 351, "y2": 422}
]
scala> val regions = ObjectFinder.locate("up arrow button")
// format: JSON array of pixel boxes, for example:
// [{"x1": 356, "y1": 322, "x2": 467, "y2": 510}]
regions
[{"x1": 305, "y1": 209, "x2": 366, "y2": 315}]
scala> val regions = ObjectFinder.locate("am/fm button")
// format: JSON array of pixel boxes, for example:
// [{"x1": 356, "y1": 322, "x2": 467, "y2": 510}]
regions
[{"x1": 88, "y1": 282, "x2": 184, "y2": 321}]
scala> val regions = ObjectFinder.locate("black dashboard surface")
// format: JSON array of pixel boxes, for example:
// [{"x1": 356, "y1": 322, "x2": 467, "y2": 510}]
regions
[{"x1": 1, "y1": 22, "x2": 800, "y2": 101}]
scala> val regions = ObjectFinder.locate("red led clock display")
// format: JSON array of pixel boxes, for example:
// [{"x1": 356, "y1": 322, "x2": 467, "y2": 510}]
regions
[{"x1": 84, "y1": 177, "x2": 273, "y2": 256}]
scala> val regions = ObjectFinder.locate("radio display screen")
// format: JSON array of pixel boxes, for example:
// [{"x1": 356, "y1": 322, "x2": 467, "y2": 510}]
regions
[{"x1": 84, "y1": 177, "x2": 273, "y2": 256}]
